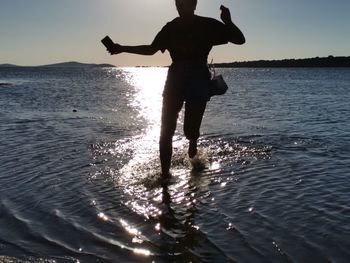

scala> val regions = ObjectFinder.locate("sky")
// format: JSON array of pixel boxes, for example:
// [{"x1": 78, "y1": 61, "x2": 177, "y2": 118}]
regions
[{"x1": 1, "y1": 0, "x2": 350, "y2": 66}]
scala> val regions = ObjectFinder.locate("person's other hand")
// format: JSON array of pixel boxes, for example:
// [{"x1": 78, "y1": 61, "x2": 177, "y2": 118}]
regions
[{"x1": 220, "y1": 5, "x2": 232, "y2": 25}]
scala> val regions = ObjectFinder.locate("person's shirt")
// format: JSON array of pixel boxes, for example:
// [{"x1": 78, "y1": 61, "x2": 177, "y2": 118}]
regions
[{"x1": 151, "y1": 15, "x2": 230, "y2": 64}]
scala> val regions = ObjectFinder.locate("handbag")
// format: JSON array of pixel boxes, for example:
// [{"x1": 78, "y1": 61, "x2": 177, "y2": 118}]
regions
[
  {"x1": 209, "y1": 60, "x2": 229, "y2": 96},
  {"x1": 210, "y1": 74, "x2": 228, "y2": 96}
]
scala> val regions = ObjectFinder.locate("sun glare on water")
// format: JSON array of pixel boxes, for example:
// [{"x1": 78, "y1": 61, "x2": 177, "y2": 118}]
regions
[
  {"x1": 124, "y1": 67, "x2": 166, "y2": 139},
  {"x1": 88, "y1": 66, "x2": 276, "y2": 261},
  {"x1": 116, "y1": 67, "x2": 169, "y2": 182}
]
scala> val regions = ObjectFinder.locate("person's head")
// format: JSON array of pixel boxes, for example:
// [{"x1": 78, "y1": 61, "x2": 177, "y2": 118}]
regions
[{"x1": 175, "y1": 0, "x2": 197, "y2": 17}]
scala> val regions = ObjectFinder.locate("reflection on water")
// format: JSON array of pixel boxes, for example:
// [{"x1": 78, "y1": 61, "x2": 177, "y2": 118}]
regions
[
  {"x1": 125, "y1": 67, "x2": 165, "y2": 135},
  {"x1": 89, "y1": 68, "x2": 273, "y2": 261},
  {"x1": 2, "y1": 67, "x2": 348, "y2": 262}
]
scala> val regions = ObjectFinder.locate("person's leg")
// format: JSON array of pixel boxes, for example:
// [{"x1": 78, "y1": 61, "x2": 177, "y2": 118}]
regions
[
  {"x1": 184, "y1": 100, "x2": 207, "y2": 158},
  {"x1": 159, "y1": 95, "x2": 184, "y2": 176}
]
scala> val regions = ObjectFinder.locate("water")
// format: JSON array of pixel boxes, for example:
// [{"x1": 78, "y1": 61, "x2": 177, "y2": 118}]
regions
[{"x1": 0, "y1": 66, "x2": 350, "y2": 262}]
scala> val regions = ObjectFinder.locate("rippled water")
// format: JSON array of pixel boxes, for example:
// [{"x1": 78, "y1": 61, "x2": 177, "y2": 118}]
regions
[{"x1": 0, "y1": 67, "x2": 350, "y2": 262}]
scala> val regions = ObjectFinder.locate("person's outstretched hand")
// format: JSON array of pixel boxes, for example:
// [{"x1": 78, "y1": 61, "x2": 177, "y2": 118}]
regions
[{"x1": 220, "y1": 5, "x2": 233, "y2": 25}]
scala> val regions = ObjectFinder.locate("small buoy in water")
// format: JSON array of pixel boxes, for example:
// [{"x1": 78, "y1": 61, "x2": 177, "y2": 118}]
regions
[{"x1": 73, "y1": 109, "x2": 77, "y2": 112}]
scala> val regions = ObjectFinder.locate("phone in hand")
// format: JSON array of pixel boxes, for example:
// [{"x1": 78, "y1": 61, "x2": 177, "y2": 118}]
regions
[{"x1": 101, "y1": 36, "x2": 114, "y2": 50}]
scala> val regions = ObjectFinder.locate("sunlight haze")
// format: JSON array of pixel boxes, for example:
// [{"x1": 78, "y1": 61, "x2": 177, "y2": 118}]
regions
[{"x1": 1, "y1": 0, "x2": 349, "y2": 66}]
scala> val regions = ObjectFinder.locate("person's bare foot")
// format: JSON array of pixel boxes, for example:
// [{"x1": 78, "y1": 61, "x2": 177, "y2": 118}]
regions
[
  {"x1": 188, "y1": 140, "x2": 197, "y2": 158},
  {"x1": 159, "y1": 171, "x2": 171, "y2": 186}
]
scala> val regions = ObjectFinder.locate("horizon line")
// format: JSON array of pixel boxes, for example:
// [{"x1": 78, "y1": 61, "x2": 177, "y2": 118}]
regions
[{"x1": 1, "y1": 55, "x2": 349, "y2": 68}]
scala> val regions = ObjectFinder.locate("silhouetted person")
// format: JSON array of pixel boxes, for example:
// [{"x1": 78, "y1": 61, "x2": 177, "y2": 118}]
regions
[{"x1": 106, "y1": 0, "x2": 245, "y2": 177}]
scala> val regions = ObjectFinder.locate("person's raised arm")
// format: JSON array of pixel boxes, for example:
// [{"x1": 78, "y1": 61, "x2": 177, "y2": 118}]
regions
[
  {"x1": 107, "y1": 43, "x2": 158, "y2": 56},
  {"x1": 220, "y1": 5, "x2": 245, "y2": 45}
]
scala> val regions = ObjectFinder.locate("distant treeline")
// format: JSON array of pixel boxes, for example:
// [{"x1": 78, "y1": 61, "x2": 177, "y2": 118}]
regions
[{"x1": 214, "y1": 56, "x2": 350, "y2": 68}]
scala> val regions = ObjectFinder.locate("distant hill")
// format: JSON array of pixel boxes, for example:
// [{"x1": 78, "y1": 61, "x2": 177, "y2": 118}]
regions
[
  {"x1": 0, "y1": 61, "x2": 115, "y2": 68},
  {"x1": 40, "y1": 61, "x2": 115, "y2": 68},
  {"x1": 214, "y1": 56, "x2": 350, "y2": 68},
  {"x1": 0, "y1": 63, "x2": 19, "y2": 67}
]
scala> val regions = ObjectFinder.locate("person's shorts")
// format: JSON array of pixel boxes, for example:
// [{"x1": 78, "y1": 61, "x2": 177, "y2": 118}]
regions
[{"x1": 164, "y1": 62, "x2": 211, "y2": 102}]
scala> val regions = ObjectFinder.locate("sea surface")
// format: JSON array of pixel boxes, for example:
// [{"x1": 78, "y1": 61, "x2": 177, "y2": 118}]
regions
[{"x1": 0, "y1": 66, "x2": 349, "y2": 263}]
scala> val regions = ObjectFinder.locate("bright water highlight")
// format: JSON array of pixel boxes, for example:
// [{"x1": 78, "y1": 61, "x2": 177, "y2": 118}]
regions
[{"x1": 0, "y1": 67, "x2": 349, "y2": 262}]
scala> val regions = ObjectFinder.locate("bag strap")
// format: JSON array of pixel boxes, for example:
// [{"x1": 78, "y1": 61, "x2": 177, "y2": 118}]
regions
[{"x1": 208, "y1": 58, "x2": 216, "y2": 78}]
